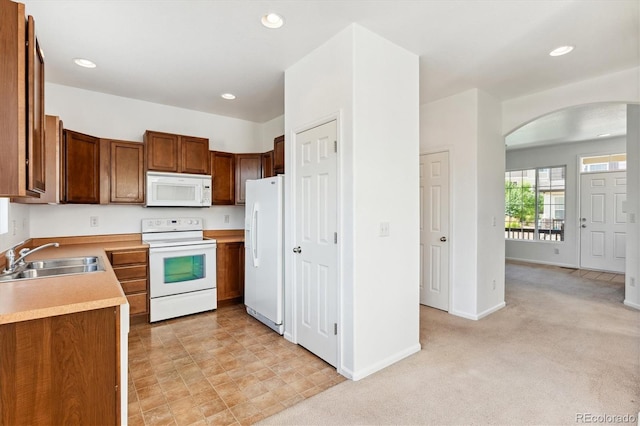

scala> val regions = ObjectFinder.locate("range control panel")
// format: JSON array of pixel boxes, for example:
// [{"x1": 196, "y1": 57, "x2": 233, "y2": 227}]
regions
[{"x1": 141, "y1": 217, "x2": 203, "y2": 233}]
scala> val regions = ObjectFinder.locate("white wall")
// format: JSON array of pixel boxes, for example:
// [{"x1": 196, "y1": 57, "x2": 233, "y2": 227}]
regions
[
  {"x1": 0, "y1": 202, "x2": 30, "y2": 252},
  {"x1": 502, "y1": 67, "x2": 640, "y2": 135},
  {"x1": 420, "y1": 89, "x2": 505, "y2": 319},
  {"x1": 259, "y1": 114, "x2": 285, "y2": 152},
  {"x1": 506, "y1": 137, "x2": 627, "y2": 268},
  {"x1": 625, "y1": 105, "x2": 640, "y2": 309},
  {"x1": 285, "y1": 24, "x2": 420, "y2": 380}
]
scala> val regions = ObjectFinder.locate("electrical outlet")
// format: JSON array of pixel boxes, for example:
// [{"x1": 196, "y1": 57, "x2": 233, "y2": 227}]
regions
[
  {"x1": 631, "y1": 277, "x2": 636, "y2": 287},
  {"x1": 379, "y1": 222, "x2": 390, "y2": 237},
  {"x1": 554, "y1": 248, "x2": 560, "y2": 255},
  {"x1": 224, "y1": 215, "x2": 230, "y2": 224},
  {"x1": 90, "y1": 216, "x2": 99, "y2": 227},
  {"x1": 492, "y1": 279, "x2": 496, "y2": 290},
  {"x1": 12, "y1": 220, "x2": 17, "y2": 236},
  {"x1": 492, "y1": 216, "x2": 496, "y2": 227}
]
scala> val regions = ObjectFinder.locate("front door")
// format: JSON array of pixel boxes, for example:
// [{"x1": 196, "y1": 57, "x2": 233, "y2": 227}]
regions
[
  {"x1": 294, "y1": 120, "x2": 338, "y2": 366},
  {"x1": 580, "y1": 171, "x2": 626, "y2": 273},
  {"x1": 419, "y1": 152, "x2": 450, "y2": 311}
]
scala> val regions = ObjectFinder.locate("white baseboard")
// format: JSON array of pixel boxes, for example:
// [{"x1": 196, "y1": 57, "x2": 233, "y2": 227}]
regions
[
  {"x1": 624, "y1": 299, "x2": 640, "y2": 310},
  {"x1": 283, "y1": 331, "x2": 295, "y2": 343},
  {"x1": 450, "y1": 301, "x2": 506, "y2": 320},
  {"x1": 349, "y1": 343, "x2": 421, "y2": 381}
]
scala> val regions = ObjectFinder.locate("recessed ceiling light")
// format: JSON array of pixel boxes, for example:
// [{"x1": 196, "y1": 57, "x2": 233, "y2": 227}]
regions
[
  {"x1": 73, "y1": 58, "x2": 96, "y2": 68},
  {"x1": 261, "y1": 12, "x2": 284, "y2": 29},
  {"x1": 597, "y1": 133, "x2": 611, "y2": 138},
  {"x1": 549, "y1": 46, "x2": 574, "y2": 57},
  {"x1": 221, "y1": 93, "x2": 236, "y2": 100}
]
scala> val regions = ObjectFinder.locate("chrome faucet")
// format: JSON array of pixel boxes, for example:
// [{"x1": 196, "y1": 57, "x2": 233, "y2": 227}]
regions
[{"x1": 3, "y1": 241, "x2": 60, "y2": 274}]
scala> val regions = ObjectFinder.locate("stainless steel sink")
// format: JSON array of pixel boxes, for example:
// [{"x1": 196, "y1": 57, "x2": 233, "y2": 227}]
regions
[
  {"x1": 0, "y1": 257, "x2": 105, "y2": 283},
  {"x1": 26, "y1": 256, "x2": 100, "y2": 269}
]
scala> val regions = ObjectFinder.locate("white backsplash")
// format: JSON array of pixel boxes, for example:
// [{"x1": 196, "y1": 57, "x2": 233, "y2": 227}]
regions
[{"x1": 28, "y1": 203, "x2": 245, "y2": 238}]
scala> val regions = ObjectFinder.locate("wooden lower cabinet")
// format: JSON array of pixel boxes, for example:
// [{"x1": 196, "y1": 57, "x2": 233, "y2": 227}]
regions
[
  {"x1": 216, "y1": 242, "x2": 244, "y2": 307},
  {"x1": 107, "y1": 248, "x2": 149, "y2": 323},
  {"x1": 0, "y1": 307, "x2": 119, "y2": 425}
]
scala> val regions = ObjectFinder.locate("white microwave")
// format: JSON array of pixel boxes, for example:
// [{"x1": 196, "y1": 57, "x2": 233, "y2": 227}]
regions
[{"x1": 146, "y1": 171, "x2": 212, "y2": 207}]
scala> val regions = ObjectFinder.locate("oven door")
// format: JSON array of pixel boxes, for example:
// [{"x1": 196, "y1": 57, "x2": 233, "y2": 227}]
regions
[{"x1": 149, "y1": 244, "x2": 216, "y2": 298}]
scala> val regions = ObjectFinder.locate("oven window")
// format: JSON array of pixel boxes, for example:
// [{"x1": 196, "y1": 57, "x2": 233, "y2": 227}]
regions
[{"x1": 163, "y1": 254, "x2": 205, "y2": 283}]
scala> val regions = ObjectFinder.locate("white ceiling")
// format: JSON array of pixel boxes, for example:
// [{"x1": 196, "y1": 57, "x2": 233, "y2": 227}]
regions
[{"x1": 21, "y1": 0, "x2": 640, "y2": 125}]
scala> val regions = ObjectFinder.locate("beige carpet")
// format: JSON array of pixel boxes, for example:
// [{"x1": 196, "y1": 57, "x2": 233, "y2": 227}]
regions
[{"x1": 259, "y1": 262, "x2": 640, "y2": 425}]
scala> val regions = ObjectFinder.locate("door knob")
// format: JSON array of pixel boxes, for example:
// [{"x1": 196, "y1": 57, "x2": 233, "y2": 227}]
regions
[
  {"x1": 581, "y1": 224, "x2": 586, "y2": 228},
  {"x1": 293, "y1": 246, "x2": 302, "y2": 254},
  {"x1": 440, "y1": 237, "x2": 447, "y2": 242}
]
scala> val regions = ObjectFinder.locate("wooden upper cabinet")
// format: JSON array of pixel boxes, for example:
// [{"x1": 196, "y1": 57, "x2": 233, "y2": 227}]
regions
[
  {"x1": 210, "y1": 151, "x2": 235, "y2": 205},
  {"x1": 63, "y1": 130, "x2": 101, "y2": 204},
  {"x1": 107, "y1": 140, "x2": 145, "y2": 204},
  {"x1": 12, "y1": 115, "x2": 62, "y2": 204},
  {"x1": 0, "y1": 2, "x2": 45, "y2": 197},
  {"x1": 144, "y1": 131, "x2": 179, "y2": 173},
  {"x1": 181, "y1": 136, "x2": 210, "y2": 175},
  {"x1": 144, "y1": 130, "x2": 210, "y2": 174},
  {"x1": 274, "y1": 135, "x2": 285, "y2": 174},
  {"x1": 262, "y1": 151, "x2": 274, "y2": 178},
  {"x1": 235, "y1": 154, "x2": 262, "y2": 205}
]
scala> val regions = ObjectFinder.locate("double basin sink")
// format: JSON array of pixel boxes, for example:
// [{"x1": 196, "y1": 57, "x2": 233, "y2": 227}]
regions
[{"x1": 0, "y1": 256, "x2": 104, "y2": 283}]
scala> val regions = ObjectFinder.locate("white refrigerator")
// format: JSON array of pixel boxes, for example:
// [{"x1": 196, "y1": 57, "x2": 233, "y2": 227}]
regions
[{"x1": 244, "y1": 175, "x2": 284, "y2": 334}]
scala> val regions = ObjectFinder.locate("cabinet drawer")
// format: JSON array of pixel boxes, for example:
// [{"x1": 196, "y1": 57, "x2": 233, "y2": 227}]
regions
[
  {"x1": 120, "y1": 278, "x2": 147, "y2": 294},
  {"x1": 110, "y1": 250, "x2": 147, "y2": 266},
  {"x1": 113, "y1": 264, "x2": 147, "y2": 281},
  {"x1": 127, "y1": 293, "x2": 148, "y2": 315}
]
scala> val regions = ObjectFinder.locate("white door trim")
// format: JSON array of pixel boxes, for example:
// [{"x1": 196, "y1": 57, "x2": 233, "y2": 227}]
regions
[{"x1": 288, "y1": 112, "x2": 342, "y2": 374}]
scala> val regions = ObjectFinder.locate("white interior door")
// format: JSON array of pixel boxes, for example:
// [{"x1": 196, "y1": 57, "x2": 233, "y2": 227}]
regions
[
  {"x1": 294, "y1": 120, "x2": 338, "y2": 367},
  {"x1": 420, "y1": 152, "x2": 450, "y2": 311},
  {"x1": 580, "y1": 171, "x2": 626, "y2": 273}
]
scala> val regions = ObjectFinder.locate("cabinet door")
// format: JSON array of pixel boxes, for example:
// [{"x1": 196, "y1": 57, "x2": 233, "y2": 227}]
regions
[
  {"x1": 216, "y1": 242, "x2": 244, "y2": 306},
  {"x1": 0, "y1": 307, "x2": 118, "y2": 425},
  {"x1": 145, "y1": 131, "x2": 179, "y2": 172},
  {"x1": 12, "y1": 115, "x2": 61, "y2": 204},
  {"x1": 26, "y1": 16, "x2": 45, "y2": 194},
  {"x1": 273, "y1": 135, "x2": 285, "y2": 174},
  {"x1": 180, "y1": 136, "x2": 210, "y2": 174},
  {"x1": 110, "y1": 141, "x2": 144, "y2": 204},
  {"x1": 63, "y1": 130, "x2": 100, "y2": 204},
  {"x1": 262, "y1": 151, "x2": 274, "y2": 178},
  {"x1": 235, "y1": 154, "x2": 262, "y2": 205},
  {"x1": 210, "y1": 151, "x2": 235, "y2": 205}
]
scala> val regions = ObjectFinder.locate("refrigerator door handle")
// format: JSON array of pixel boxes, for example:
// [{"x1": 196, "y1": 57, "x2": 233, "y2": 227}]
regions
[{"x1": 252, "y1": 203, "x2": 260, "y2": 267}]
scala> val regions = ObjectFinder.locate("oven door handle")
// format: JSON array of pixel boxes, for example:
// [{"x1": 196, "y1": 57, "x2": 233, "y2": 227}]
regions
[
  {"x1": 149, "y1": 245, "x2": 211, "y2": 254},
  {"x1": 251, "y1": 202, "x2": 260, "y2": 267}
]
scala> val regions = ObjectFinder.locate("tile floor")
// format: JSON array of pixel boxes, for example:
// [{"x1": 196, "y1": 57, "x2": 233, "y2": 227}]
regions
[{"x1": 127, "y1": 304, "x2": 345, "y2": 426}]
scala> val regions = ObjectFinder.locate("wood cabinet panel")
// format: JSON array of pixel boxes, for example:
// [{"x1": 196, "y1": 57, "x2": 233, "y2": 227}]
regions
[
  {"x1": 181, "y1": 136, "x2": 210, "y2": 174},
  {"x1": 145, "y1": 131, "x2": 179, "y2": 172},
  {"x1": 274, "y1": 135, "x2": 285, "y2": 174},
  {"x1": 235, "y1": 154, "x2": 262, "y2": 205},
  {"x1": 109, "y1": 140, "x2": 144, "y2": 204},
  {"x1": 63, "y1": 130, "x2": 100, "y2": 204},
  {"x1": 262, "y1": 150, "x2": 274, "y2": 178},
  {"x1": 12, "y1": 115, "x2": 62, "y2": 204},
  {"x1": 145, "y1": 130, "x2": 210, "y2": 174},
  {"x1": 0, "y1": 307, "x2": 118, "y2": 425},
  {"x1": 210, "y1": 151, "x2": 235, "y2": 205},
  {"x1": 0, "y1": 1, "x2": 46, "y2": 197},
  {"x1": 113, "y1": 264, "x2": 147, "y2": 281},
  {"x1": 127, "y1": 293, "x2": 148, "y2": 315},
  {"x1": 216, "y1": 242, "x2": 244, "y2": 306},
  {"x1": 108, "y1": 248, "x2": 149, "y2": 323},
  {"x1": 110, "y1": 250, "x2": 147, "y2": 266}
]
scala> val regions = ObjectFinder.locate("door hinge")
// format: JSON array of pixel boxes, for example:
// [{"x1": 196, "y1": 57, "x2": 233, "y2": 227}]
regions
[
  {"x1": 334, "y1": 140, "x2": 337, "y2": 153},
  {"x1": 334, "y1": 323, "x2": 338, "y2": 335},
  {"x1": 334, "y1": 232, "x2": 337, "y2": 244}
]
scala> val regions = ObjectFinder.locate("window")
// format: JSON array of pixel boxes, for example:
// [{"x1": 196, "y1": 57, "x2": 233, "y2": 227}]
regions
[
  {"x1": 505, "y1": 166, "x2": 566, "y2": 241},
  {"x1": 581, "y1": 153, "x2": 626, "y2": 173}
]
